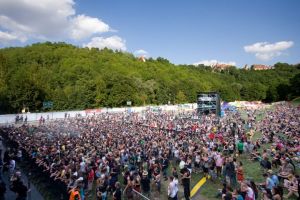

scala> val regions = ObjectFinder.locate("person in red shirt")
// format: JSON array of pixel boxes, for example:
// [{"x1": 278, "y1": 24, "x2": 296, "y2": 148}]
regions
[
  {"x1": 209, "y1": 132, "x2": 215, "y2": 140},
  {"x1": 87, "y1": 167, "x2": 95, "y2": 194}
]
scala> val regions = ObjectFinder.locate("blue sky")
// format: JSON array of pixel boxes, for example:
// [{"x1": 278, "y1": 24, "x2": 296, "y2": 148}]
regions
[{"x1": 0, "y1": 0, "x2": 299, "y2": 67}]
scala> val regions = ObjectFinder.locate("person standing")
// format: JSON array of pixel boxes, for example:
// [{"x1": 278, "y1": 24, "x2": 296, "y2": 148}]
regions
[
  {"x1": 141, "y1": 171, "x2": 150, "y2": 198},
  {"x1": 236, "y1": 161, "x2": 244, "y2": 183},
  {"x1": 182, "y1": 168, "x2": 191, "y2": 200},
  {"x1": 113, "y1": 182, "x2": 122, "y2": 200},
  {"x1": 215, "y1": 153, "x2": 224, "y2": 177},
  {"x1": 9, "y1": 158, "x2": 16, "y2": 176},
  {"x1": 87, "y1": 167, "x2": 94, "y2": 196},
  {"x1": 162, "y1": 156, "x2": 169, "y2": 180},
  {"x1": 167, "y1": 176, "x2": 177, "y2": 200},
  {"x1": 69, "y1": 185, "x2": 81, "y2": 200},
  {"x1": 237, "y1": 140, "x2": 244, "y2": 155},
  {"x1": 10, "y1": 173, "x2": 28, "y2": 200},
  {"x1": 224, "y1": 157, "x2": 237, "y2": 188}
]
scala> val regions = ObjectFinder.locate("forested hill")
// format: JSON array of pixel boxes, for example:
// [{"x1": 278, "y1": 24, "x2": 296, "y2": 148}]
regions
[{"x1": 0, "y1": 42, "x2": 299, "y2": 114}]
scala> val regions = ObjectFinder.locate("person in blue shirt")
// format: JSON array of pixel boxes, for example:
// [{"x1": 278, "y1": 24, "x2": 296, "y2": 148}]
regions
[
  {"x1": 267, "y1": 170, "x2": 279, "y2": 186},
  {"x1": 259, "y1": 173, "x2": 275, "y2": 199}
]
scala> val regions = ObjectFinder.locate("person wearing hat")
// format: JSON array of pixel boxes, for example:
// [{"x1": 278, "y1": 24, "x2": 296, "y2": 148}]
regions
[{"x1": 283, "y1": 174, "x2": 299, "y2": 199}]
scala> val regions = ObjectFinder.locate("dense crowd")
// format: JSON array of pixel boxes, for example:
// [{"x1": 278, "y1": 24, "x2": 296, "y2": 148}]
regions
[{"x1": 0, "y1": 102, "x2": 299, "y2": 200}]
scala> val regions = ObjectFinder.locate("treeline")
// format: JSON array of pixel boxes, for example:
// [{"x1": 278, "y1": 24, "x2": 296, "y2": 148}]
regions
[{"x1": 0, "y1": 42, "x2": 299, "y2": 114}]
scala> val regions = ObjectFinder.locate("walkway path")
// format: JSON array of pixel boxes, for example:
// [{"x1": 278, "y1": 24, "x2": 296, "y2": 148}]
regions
[
  {"x1": 1, "y1": 144, "x2": 44, "y2": 200},
  {"x1": 2, "y1": 169, "x2": 44, "y2": 200}
]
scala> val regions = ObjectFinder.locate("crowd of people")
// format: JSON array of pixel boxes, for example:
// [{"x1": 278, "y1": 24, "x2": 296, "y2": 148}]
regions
[{"x1": 0, "y1": 102, "x2": 299, "y2": 200}]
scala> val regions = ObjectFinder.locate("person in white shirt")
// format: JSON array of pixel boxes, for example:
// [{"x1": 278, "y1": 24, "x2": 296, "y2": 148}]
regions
[
  {"x1": 173, "y1": 175, "x2": 179, "y2": 196},
  {"x1": 79, "y1": 160, "x2": 86, "y2": 174},
  {"x1": 168, "y1": 176, "x2": 178, "y2": 200},
  {"x1": 241, "y1": 182, "x2": 255, "y2": 200},
  {"x1": 179, "y1": 160, "x2": 186, "y2": 170},
  {"x1": 9, "y1": 159, "x2": 16, "y2": 175},
  {"x1": 174, "y1": 149, "x2": 179, "y2": 164}
]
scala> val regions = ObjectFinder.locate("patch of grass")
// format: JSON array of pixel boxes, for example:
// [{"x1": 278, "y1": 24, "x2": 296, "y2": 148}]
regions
[
  {"x1": 252, "y1": 131, "x2": 262, "y2": 141},
  {"x1": 190, "y1": 172, "x2": 204, "y2": 188},
  {"x1": 241, "y1": 156, "x2": 264, "y2": 182},
  {"x1": 199, "y1": 181, "x2": 221, "y2": 200},
  {"x1": 291, "y1": 97, "x2": 300, "y2": 106}
]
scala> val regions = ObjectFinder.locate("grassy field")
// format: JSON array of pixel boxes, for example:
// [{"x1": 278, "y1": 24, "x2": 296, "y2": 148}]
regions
[
  {"x1": 198, "y1": 106, "x2": 299, "y2": 200},
  {"x1": 291, "y1": 97, "x2": 300, "y2": 105}
]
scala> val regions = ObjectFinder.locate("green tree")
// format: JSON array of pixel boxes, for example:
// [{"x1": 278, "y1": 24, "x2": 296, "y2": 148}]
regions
[
  {"x1": 175, "y1": 90, "x2": 187, "y2": 104},
  {"x1": 0, "y1": 42, "x2": 299, "y2": 113}
]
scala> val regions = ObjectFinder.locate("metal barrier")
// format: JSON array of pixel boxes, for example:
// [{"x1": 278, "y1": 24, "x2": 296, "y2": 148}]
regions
[{"x1": 132, "y1": 189, "x2": 151, "y2": 200}]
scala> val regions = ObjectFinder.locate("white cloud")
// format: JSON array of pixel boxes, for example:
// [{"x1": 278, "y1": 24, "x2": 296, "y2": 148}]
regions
[
  {"x1": 70, "y1": 15, "x2": 110, "y2": 40},
  {"x1": 0, "y1": 0, "x2": 111, "y2": 43},
  {"x1": 134, "y1": 49, "x2": 149, "y2": 57},
  {"x1": 0, "y1": 31, "x2": 25, "y2": 43},
  {"x1": 83, "y1": 36, "x2": 126, "y2": 51},
  {"x1": 0, "y1": 31, "x2": 15, "y2": 44},
  {"x1": 193, "y1": 59, "x2": 236, "y2": 66},
  {"x1": 244, "y1": 41, "x2": 294, "y2": 61},
  {"x1": 0, "y1": 15, "x2": 32, "y2": 33},
  {"x1": 0, "y1": 0, "x2": 74, "y2": 40}
]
